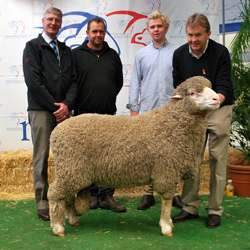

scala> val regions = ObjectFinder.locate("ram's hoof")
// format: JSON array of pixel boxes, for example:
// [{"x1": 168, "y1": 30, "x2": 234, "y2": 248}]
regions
[
  {"x1": 170, "y1": 223, "x2": 174, "y2": 228},
  {"x1": 55, "y1": 232, "x2": 65, "y2": 237},
  {"x1": 163, "y1": 232, "x2": 173, "y2": 237},
  {"x1": 71, "y1": 222, "x2": 80, "y2": 226}
]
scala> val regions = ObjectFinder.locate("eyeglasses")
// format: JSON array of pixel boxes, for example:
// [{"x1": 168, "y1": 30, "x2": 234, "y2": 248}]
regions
[{"x1": 44, "y1": 17, "x2": 61, "y2": 24}]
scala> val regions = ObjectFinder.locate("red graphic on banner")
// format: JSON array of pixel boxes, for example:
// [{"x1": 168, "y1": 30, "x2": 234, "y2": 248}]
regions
[
  {"x1": 211, "y1": 0, "x2": 216, "y2": 11},
  {"x1": 106, "y1": 11, "x2": 147, "y2": 34},
  {"x1": 131, "y1": 28, "x2": 147, "y2": 46}
]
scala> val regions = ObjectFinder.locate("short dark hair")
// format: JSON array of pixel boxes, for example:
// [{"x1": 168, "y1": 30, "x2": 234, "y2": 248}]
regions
[
  {"x1": 87, "y1": 17, "x2": 106, "y2": 31},
  {"x1": 186, "y1": 13, "x2": 210, "y2": 33}
]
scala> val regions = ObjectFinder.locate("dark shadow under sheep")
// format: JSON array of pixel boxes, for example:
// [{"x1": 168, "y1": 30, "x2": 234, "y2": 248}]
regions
[{"x1": 48, "y1": 76, "x2": 220, "y2": 237}]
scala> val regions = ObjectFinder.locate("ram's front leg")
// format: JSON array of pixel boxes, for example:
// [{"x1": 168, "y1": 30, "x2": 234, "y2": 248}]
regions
[
  {"x1": 49, "y1": 199, "x2": 66, "y2": 236},
  {"x1": 48, "y1": 181, "x2": 67, "y2": 236},
  {"x1": 159, "y1": 196, "x2": 174, "y2": 236},
  {"x1": 65, "y1": 196, "x2": 80, "y2": 227}
]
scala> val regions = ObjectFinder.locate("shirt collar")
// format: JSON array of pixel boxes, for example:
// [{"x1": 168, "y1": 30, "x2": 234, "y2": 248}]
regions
[
  {"x1": 42, "y1": 32, "x2": 57, "y2": 45},
  {"x1": 151, "y1": 39, "x2": 168, "y2": 49},
  {"x1": 189, "y1": 39, "x2": 209, "y2": 59}
]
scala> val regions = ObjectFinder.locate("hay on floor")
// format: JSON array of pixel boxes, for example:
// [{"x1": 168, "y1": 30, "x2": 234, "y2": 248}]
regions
[{"x1": 0, "y1": 147, "x2": 243, "y2": 200}]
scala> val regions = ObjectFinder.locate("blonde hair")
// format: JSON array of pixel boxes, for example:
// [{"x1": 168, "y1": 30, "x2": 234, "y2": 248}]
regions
[{"x1": 146, "y1": 11, "x2": 170, "y2": 30}]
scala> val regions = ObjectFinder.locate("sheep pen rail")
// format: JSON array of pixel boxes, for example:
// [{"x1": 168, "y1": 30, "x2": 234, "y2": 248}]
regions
[{"x1": 0, "y1": 147, "x2": 243, "y2": 200}]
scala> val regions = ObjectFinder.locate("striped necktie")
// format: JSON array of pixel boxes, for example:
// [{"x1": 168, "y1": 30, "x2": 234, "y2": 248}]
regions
[{"x1": 50, "y1": 40, "x2": 60, "y2": 67}]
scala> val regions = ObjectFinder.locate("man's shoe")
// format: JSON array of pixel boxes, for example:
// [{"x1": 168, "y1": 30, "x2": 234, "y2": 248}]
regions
[
  {"x1": 206, "y1": 214, "x2": 221, "y2": 228},
  {"x1": 172, "y1": 195, "x2": 184, "y2": 209},
  {"x1": 100, "y1": 193, "x2": 126, "y2": 212},
  {"x1": 137, "y1": 195, "x2": 155, "y2": 210},
  {"x1": 171, "y1": 210, "x2": 199, "y2": 223},
  {"x1": 38, "y1": 208, "x2": 50, "y2": 221},
  {"x1": 89, "y1": 196, "x2": 100, "y2": 209}
]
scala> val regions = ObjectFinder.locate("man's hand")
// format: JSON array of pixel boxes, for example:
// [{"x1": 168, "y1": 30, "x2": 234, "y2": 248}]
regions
[
  {"x1": 130, "y1": 111, "x2": 139, "y2": 116},
  {"x1": 217, "y1": 93, "x2": 225, "y2": 105},
  {"x1": 196, "y1": 110, "x2": 212, "y2": 118},
  {"x1": 53, "y1": 103, "x2": 69, "y2": 122}
]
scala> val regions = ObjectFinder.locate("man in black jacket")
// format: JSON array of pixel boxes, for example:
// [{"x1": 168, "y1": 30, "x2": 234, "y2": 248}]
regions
[
  {"x1": 171, "y1": 13, "x2": 234, "y2": 228},
  {"x1": 72, "y1": 17, "x2": 126, "y2": 213},
  {"x1": 23, "y1": 7, "x2": 78, "y2": 221}
]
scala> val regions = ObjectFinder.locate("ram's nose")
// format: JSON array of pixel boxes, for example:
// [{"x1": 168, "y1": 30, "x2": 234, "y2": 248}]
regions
[{"x1": 210, "y1": 94, "x2": 220, "y2": 109}]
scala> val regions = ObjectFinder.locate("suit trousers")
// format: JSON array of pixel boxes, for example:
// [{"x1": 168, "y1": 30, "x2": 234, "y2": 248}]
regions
[
  {"x1": 28, "y1": 110, "x2": 57, "y2": 209},
  {"x1": 182, "y1": 105, "x2": 232, "y2": 216}
]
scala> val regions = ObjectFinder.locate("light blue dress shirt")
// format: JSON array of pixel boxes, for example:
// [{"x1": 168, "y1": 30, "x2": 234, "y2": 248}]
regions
[{"x1": 127, "y1": 40, "x2": 178, "y2": 114}]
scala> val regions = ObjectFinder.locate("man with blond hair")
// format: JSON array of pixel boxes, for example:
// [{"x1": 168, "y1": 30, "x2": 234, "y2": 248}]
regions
[{"x1": 127, "y1": 11, "x2": 182, "y2": 210}]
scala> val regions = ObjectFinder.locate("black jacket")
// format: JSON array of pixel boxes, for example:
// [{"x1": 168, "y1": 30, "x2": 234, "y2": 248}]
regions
[
  {"x1": 173, "y1": 39, "x2": 235, "y2": 107},
  {"x1": 23, "y1": 34, "x2": 78, "y2": 112},
  {"x1": 72, "y1": 41, "x2": 123, "y2": 115}
]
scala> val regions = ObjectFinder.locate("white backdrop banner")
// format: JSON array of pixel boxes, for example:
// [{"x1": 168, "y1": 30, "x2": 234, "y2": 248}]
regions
[{"x1": 0, "y1": 0, "x2": 219, "y2": 152}]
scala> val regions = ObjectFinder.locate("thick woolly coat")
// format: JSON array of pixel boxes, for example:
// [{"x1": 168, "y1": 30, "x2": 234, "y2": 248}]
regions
[{"x1": 49, "y1": 76, "x2": 210, "y2": 200}]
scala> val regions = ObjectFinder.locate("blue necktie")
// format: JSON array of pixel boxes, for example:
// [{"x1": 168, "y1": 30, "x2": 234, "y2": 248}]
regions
[{"x1": 50, "y1": 40, "x2": 60, "y2": 67}]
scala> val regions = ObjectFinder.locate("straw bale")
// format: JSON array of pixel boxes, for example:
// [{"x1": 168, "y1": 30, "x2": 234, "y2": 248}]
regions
[
  {"x1": 48, "y1": 166, "x2": 56, "y2": 183},
  {"x1": 202, "y1": 149, "x2": 210, "y2": 164},
  {"x1": 0, "y1": 147, "x2": 243, "y2": 200},
  {"x1": 200, "y1": 163, "x2": 210, "y2": 182},
  {"x1": 0, "y1": 168, "x2": 5, "y2": 186},
  {"x1": 227, "y1": 147, "x2": 244, "y2": 164},
  {"x1": 0, "y1": 149, "x2": 33, "y2": 168},
  {"x1": 199, "y1": 182, "x2": 210, "y2": 194}
]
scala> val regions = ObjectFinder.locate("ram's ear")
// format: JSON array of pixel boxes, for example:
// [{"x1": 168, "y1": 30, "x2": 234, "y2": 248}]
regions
[{"x1": 170, "y1": 94, "x2": 183, "y2": 100}]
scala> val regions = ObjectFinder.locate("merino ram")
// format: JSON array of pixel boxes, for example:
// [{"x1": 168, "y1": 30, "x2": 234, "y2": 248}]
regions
[{"x1": 48, "y1": 76, "x2": 220, "y2": 237}]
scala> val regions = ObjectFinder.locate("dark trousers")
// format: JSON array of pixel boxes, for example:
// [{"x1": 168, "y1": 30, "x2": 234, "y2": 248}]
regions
[{"x1": 89, "y1": 184, "x2": 115, "y2": 202}]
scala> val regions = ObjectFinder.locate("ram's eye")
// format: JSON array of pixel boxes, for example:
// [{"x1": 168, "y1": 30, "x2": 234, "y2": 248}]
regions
[{"x1": 190, "y1": 92, "x2": 195, "y2": 96}]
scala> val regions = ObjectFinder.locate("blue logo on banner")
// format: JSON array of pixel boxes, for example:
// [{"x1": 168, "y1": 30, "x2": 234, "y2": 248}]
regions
[
  {"x1": 9, "y1": 65, "x2": 22, "y2": 78},
  {"x1": 8, "y1": 113, "x2": 30, "y2": 141},
  {"x1": 8, "y1": 21, "x2": 26, "y2": 35},
  {"x1": 92, "y1": 0, "x2": 109, "y2": 11},
  {"x1": 36, "y1": 0, "x2": 54, "y2": 10},
  {"x1": 172, "y1": 20, "x2": 187, "y2": 34},
  {"x1": 35, "y1": 11, "x2": 121, "y2": 54},
  {"x1": 199, "y1": 0, "x2": 216, "y2": 12},
  {"x1": 143, "y1": 0, "x2": 161, "y2": 12}
]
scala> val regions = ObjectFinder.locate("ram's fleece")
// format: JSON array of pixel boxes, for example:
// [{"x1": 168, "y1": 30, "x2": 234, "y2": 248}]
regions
[{"x1": 48, "y1": 76, "x2": 220, "y2": 237}]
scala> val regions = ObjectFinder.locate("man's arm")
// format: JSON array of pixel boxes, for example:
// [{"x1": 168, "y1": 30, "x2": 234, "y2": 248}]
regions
[
  {"x1": 60, "y1": 48, "x2": 79, "y2": 114},
  {"x1": 23, "y1": 41, "x2": 58, "y2": 112},
  {"x1": 115, "y1": 54, "x2": 124, "y2": 96},
  {"x1": 214, "y1": 48, "x2": 233, "y2": 102},
  {"x1": 172, "y1": 50, "x2": 183, "y2": 88},
  {"x1": 57, "y1": 49, "x2": 79, "y2": 121},
  {"x1": 126, "y1": 54, "x2": 141, "y2": 115}
]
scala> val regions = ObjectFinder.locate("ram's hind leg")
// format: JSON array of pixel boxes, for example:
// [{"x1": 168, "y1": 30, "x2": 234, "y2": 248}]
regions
[
  {"x1": 65, "y1": 188, "x2": 91, "y2": 228},
  {"x1": 159, "y1": 196, "x2": 174, "y2": 236},
  {"x1": 75, "y1": 188, "x2": 91, "y2": 215}
]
